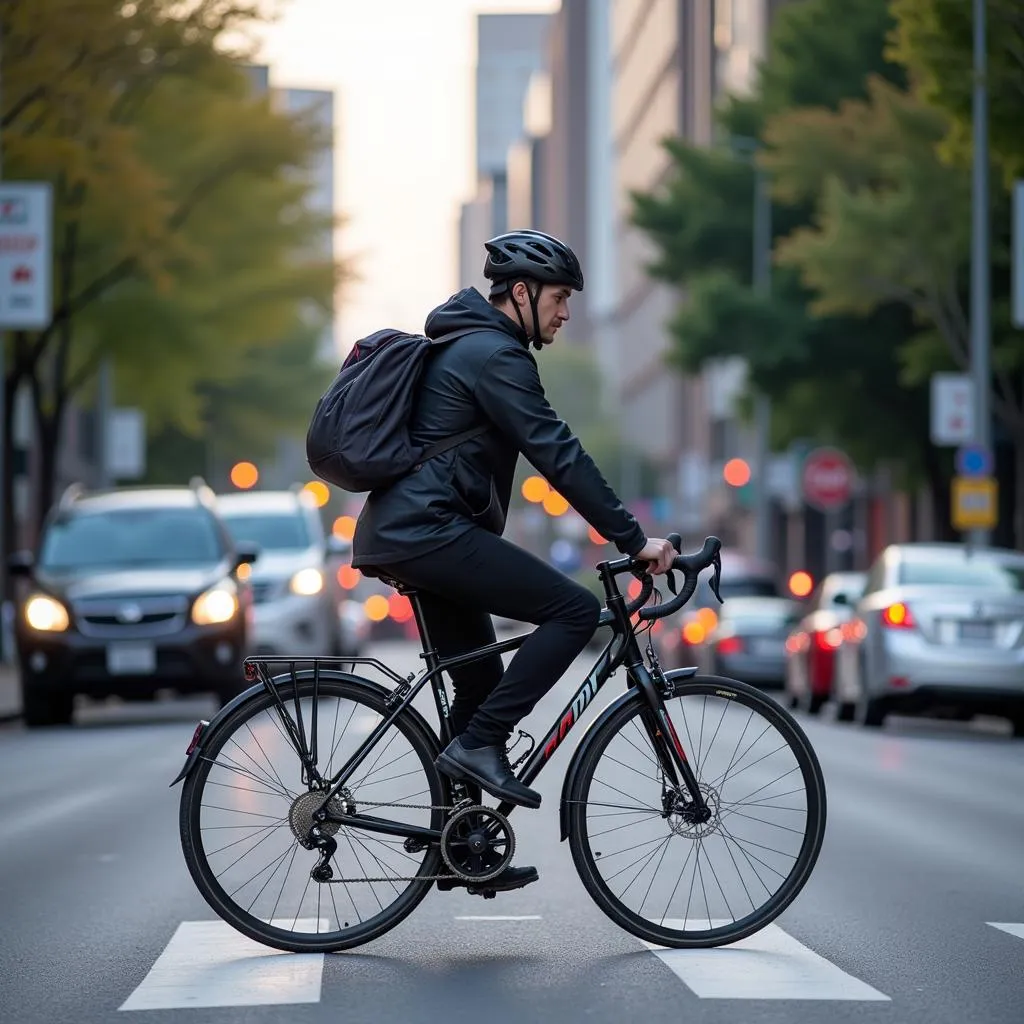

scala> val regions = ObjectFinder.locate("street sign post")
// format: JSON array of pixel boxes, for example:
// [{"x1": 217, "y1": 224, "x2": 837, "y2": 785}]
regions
[
  {"x1": 801, "y1": 447, "x2": 855, "y2": 512},
  {"x1": 0, "y1": 182, "x2": 53, "y2": 330},
  {"x1": 951, "y1": 476, "x2": 998, "y2": 532},
  {"x1": 930, "y1": 373, "x2": 974, "y2": 446}
]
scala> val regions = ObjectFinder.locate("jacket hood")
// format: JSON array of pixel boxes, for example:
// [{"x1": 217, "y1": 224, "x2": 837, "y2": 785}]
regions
[{"x1": 424, "y1": 287, "x2": 528, "y2": 347}]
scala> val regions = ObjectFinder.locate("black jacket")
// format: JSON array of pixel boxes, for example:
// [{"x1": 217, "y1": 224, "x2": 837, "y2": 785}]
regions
[{"x1": 351, "y1": 287, "x2": 647, "y2": 568}]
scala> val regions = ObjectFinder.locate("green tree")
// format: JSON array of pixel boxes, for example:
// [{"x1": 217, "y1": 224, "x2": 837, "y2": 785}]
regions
[
  {"x1": 889, "y1": 0, "x2": 1024, "y2": 182},
  {"x1": 767, "y1": 76, "x2": 1024, "y2": 544},
  {"x1": 1, "y1": 0, "x2": 340, "y2": 525},
  {"x1": 631, "y1": 0, "x2": 934, "y2": 498}
]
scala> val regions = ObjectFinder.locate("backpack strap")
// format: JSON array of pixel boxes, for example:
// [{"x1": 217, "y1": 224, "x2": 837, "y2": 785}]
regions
[{"x1": 416, "y1": 423, "x2": 490, "y2": 467}]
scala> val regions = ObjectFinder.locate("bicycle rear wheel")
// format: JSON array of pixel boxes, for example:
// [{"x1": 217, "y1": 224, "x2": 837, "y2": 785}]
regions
[
  {"x1": 567, "y1": 675, "x2": 826, "y2": 948},
  {"x1": 179, "y1": 673, "x2": 445, "y2": 953}
]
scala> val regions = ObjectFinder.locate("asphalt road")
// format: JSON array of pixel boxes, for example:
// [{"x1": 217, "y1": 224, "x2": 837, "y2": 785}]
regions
[{"x1": 1, "y1": 638, "x2": 1022, "y2": 1024}]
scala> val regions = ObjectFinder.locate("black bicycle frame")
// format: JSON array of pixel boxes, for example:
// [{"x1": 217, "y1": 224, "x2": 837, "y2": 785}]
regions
[{"x1": 251, "y1": 557, "x2": 707, "y2": 847}]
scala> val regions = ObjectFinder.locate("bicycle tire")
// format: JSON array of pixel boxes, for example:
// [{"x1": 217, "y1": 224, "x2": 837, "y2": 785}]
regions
[
  {"x1": 567, "y1": 674, "x2": 826, "y2": 949},
  {"x1": 180, "y1": 673, "x2": 445, "y2": 953}
]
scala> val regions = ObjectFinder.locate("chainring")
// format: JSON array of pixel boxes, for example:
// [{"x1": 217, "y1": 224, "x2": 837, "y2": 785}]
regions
[{"x1": 440, "y1": 804, "x2": 515, "y2": 883}]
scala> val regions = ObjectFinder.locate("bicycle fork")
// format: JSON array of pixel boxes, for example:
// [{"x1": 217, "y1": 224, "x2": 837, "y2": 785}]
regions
[{"x1": 631, "y1": 663, "x2": 712, "y2": 824}]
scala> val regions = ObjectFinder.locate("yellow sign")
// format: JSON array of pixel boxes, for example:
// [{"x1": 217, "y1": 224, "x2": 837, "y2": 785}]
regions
[{"x1": 951, "y1": 475, "x2": 998, "y2": 530}]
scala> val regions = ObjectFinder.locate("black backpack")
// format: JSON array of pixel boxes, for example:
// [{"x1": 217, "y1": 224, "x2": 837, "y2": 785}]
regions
[{"x1": 306, "y1": 328, "x2": 487, "y2": 493}]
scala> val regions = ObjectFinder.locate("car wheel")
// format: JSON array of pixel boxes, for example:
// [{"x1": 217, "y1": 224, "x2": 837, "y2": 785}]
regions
[
  {"x1": 856, "y1": 694, "x2": 888, "y2": 728},
  {"x1": 22, "y1": 686, "x2": 74, "y2": 728},
  {"x1": 836, "y1": 701, "x2": 856, "y2": 722}
]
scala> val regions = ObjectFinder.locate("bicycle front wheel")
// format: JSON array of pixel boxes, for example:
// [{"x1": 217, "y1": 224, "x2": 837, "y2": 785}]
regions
[
  {"x1": 567, "y1": 675, "x2": 826, "y2": 948},
  {"x1": 179, "y1": 673, "x2": 445, "y2": 953}
]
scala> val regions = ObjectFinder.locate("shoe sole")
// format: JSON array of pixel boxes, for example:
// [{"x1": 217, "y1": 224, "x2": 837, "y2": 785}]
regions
[
  {"x1": 437, "y1": 870, "x2": 539, "y2": 894},
  {"x1": 435, "y1": 752, "x2": 542, "y2": 809}
]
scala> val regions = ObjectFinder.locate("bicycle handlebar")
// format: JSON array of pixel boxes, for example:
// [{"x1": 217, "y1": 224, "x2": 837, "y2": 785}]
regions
[{"x1": 615, "y1": 533, "x2": 724, "y2": 621}]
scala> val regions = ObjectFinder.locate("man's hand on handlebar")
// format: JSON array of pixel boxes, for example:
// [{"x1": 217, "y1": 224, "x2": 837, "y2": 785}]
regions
[{"x1": 635, "y1": 537, "x2": 677, "y2": 575}]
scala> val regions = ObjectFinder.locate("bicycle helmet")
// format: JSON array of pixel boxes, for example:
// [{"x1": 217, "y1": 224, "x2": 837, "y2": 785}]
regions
[{"x1": 484, "y1": 230, "x2": 584, "y2": 293}]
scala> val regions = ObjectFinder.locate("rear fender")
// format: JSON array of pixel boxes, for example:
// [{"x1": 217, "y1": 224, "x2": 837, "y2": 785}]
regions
[
  {"x1": 558, "y1": 666, "x2": 698, "y2": 841},
  {"x1": 169, "y1": 669, "x2": 435, "y2": 786}
]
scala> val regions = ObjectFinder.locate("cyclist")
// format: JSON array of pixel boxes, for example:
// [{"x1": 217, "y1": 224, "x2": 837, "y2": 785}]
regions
[{"x1": 352, "y1": 229, "x2": 675, "y2": 892}]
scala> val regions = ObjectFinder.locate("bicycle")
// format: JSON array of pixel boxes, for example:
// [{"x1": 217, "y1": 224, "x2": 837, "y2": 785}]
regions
[{"x1": 173, "y1": 533, "x2": 826, "y2": 954}]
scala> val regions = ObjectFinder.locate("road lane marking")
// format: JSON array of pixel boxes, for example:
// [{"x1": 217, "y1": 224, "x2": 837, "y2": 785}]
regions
[
  {"x1": 119, "y1": 920, "x2": 325, "y2": 1011},
  {"x1": 988, "y1": 923, "x2": 1024, "y2": 941},
  {"x1": 455, "y1": 915, "x2": 542, "y2": 921},
  {"x1": 642, "y1": 921, "x2": 890, "y2": 1001}
]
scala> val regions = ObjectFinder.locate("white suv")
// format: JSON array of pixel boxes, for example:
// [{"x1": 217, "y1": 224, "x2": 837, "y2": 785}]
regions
[{"x1": 215, "y1": 489, "x2": 352, "y2": 657}]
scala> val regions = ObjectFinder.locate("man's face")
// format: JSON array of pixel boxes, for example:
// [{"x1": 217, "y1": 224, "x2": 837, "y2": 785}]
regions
[{"x1": 511, "y1": 281, "x2": 572, "y2": 344}]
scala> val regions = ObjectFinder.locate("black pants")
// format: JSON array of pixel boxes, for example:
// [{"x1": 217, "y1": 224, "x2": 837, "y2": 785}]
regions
[{"x1": 372, "y1": 528, "x2": 602, "y2": 747}]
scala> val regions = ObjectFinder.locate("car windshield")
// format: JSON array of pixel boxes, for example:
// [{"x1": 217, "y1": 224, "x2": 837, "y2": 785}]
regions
[
  {"x1": 220, "y1": 512, "x2": 311, "y2": 552},
  {"x1": 724, "y1": 600, "x2": 800, "y2": 629},
  {"x1": 898, "y1": 558, "x2": 1024, "y2": 591},
  {"x1": 40, "y1": 508, "x2": 224, "y2": 570}
]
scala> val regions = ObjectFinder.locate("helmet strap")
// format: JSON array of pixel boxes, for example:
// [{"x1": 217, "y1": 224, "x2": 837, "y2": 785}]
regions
[{"x1": 510, "y1": 280, "x2": 544, "y2": 350}]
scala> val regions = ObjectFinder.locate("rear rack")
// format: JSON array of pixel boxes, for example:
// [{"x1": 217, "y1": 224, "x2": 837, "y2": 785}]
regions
[{"x1": 242, "y1": 654, "x2": 409, "y2": 689}]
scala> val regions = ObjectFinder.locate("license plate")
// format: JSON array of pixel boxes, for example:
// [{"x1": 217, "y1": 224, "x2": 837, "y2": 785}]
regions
[
  {"x1": 106, "y1": 642, "x2": 156, "y2": 675},
  {"x1": 958, "y1": 620, "x2": 994, "y2": 642}
]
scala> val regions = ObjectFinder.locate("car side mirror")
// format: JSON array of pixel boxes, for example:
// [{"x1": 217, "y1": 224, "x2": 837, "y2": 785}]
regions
[
  {"x1": 234, "y1": 542, "x2": 260, "y2": 569},
  {"x1": 7, "y1": 550, "x2": 34, "y2": 576}
]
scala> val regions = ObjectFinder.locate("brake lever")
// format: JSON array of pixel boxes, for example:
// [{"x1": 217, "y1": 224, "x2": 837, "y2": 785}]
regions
[
  {"x1": 665, "y1": 569, "x2": 678, "y2": 595},
  {"x1": 709, "y1": 553, "x2": 724, "y2": 604}
]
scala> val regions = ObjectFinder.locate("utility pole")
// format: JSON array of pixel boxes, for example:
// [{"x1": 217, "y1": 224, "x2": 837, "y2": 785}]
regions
[
  {"x1": 752, "y1": 162, "x2": 773, "y2": 563},
  {"x1": 969, "y1": 0, "x2": 992, "y2": 548}
]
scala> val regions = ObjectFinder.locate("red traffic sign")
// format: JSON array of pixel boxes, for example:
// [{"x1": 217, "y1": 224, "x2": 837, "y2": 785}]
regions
[{"x1": 802, "y1": 447, "x2": 854, "y2": 511}]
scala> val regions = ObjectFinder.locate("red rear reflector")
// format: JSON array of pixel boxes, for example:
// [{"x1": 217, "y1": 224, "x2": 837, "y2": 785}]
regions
[{"x1": 186, "y1": 721, "x2": 208, "y2": 755}]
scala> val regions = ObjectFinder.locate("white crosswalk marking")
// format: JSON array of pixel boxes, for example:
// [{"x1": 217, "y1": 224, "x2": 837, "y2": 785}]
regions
[
  {"x1": 119, "y1": 920, "x2": 326, "y2": 1011},
  {"x1": 642, "y1": 921, "x2": 891, "y2": 1001},
  {"x1": 988, "y1": 923, "x2": 1024, "y2": 941}
]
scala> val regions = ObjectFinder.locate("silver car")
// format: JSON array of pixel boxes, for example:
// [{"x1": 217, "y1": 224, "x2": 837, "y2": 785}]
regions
[
  {"x1": 833, "y1": 543, "x2": 1024, "y2": 733},
  {"x1": 215, "y1": 489, "x2": 353, "y2": 657},
  {"x1": 698, "y1": 596, "x2": 801, "y2": 690}
]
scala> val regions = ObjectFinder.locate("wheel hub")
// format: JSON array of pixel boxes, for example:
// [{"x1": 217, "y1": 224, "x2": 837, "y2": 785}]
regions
[{"x1": 666, "y1": 783, "x2": 721, "y2": 839}]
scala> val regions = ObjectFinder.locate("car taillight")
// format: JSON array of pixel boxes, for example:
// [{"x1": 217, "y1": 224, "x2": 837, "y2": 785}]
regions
[
  {"x1": 814, "y1": 628, "x2": 842, "y2": 651},
  {"x1": 717, "y1": 636, "x2": 744, "y2": 655},
  {"x1": 881, "y1": 602, "x2": 916, "y2": 629}
]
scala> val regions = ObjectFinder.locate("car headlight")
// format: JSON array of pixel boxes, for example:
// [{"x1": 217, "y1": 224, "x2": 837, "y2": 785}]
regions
[
  {"x1": 25, "y1": 595, "x2": 70, "y2": 632},
  {"x1": 290, "y1": 568, "x2": 324, "y2": 596},
  {"x1": 192, "y1": 583, "x2": 239, "y2": 625}
]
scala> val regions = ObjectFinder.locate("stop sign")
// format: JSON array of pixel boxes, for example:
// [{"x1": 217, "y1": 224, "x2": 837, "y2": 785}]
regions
[{"x1": 802, "y1": 447, "x2": 854, "y2": 511}]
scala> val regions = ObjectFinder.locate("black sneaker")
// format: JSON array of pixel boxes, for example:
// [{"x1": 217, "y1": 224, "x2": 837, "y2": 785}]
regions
[{"x1": 435, "y1": 738, "x2": 542, "y2": 809}]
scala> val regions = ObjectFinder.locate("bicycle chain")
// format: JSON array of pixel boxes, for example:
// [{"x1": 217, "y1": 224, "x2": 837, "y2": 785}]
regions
[{"x1": 316, "y1": 798, "x2": 494, "y2": 885}]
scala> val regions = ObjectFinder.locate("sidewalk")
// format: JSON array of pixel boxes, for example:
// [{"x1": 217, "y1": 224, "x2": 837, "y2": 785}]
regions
[{"x1": 0, "y1": 663, "x2": 21, "y2": 722}]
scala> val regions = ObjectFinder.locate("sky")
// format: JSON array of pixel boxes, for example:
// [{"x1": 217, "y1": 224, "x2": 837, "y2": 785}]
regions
[{"x1": 251, "y1": 0, "x2": 558, "y2": 352}]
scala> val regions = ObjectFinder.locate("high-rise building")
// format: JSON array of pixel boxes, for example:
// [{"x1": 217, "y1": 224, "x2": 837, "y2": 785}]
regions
[{"x1": 457, "y1": 13, "x2": 551, "y2": 291}]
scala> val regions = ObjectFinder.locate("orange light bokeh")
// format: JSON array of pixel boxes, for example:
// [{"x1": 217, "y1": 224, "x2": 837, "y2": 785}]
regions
[
  {"x1": 628, "y1": 578, "x2": 642, "y2": 600},
  {"x1": 788, "y1": 571, "x2": 814, "y2": 598},
  {"x1": 337, "y1": 565, "x2": 361, "y2": 589},
  {"x1": 333, "y1": 515, "x2": 356, "y2": 541},
  {"x1": 389, "y1": 594, "x2": 413, "y2": 623},
  {"x1": 364, "y1": 595, "x2": 389, "y2": 622},
  {"x1": 521, "y1": 476, "x2": 549, "y2": 503},
  {"x1": 230, "y1": 461, "x2": 259, "y2": 489},
  {"x1": 682, "y1": 620, "x2": 706, "y2": 645},
  {"x1": 543, "y1": 491, "x2": 570, "y2": 516},
  {"x1": 723, "y1": 458, "x2": 751, "y2": 487},
  {"x1": 587, "y1": 526, "x2": 608, "y2": 545},
  {"x1": 696, "y1": 607, "x2": 719, "y2": 632},
  {"x1": 303, "y1": 481, "x2": 330, "y2": 508}
]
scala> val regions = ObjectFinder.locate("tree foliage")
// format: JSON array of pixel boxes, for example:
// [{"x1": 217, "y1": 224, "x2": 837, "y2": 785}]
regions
[
  {"x1": 631, "y1": 0, "x2": 929, "y2": 482},
  {"x1": 1, "y1": 0, "x2": 343, "y2": 529}
]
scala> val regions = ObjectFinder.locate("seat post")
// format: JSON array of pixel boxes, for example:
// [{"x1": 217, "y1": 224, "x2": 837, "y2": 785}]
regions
[{"x1": 382, "y1": 577, "x2": 438, "y2": 666}]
